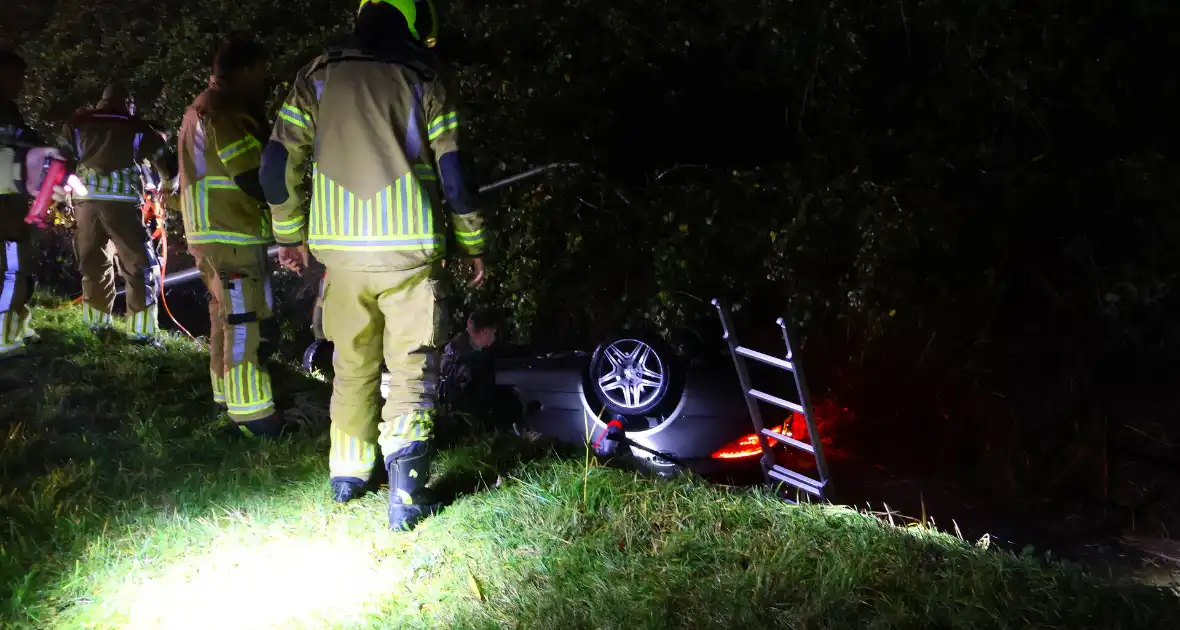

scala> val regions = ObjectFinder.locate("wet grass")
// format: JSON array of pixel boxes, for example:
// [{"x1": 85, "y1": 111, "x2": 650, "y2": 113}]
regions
[{"x1": 1, "y1": 298, "x2": 1178, "y2": 628}]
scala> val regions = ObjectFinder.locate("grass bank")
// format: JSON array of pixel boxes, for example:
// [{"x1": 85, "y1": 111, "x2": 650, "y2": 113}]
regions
[{"x1": 1, "y1": 299, "x2": 1177, "y2": 629}]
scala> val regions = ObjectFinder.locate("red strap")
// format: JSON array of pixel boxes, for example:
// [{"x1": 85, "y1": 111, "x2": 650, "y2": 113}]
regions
[{"x1": 593, "y1": 419, "x2": 625, "y2": 449}]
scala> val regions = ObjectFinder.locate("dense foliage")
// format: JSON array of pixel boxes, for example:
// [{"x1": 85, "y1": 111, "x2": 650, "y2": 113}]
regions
[{"x1": 4, "y1": 1, "x2": 1179, "y2": 513}]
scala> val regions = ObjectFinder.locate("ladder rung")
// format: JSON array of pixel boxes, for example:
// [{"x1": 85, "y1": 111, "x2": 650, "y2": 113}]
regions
[
  {"x1": 763, "y1": 428, "x2": 814, "y2": 454},
  {"x1": 767, "y1": 465, "x2": 825, "y2": 497},
  {"x1": 735, "y1": 346, "x2": 794, "y2": 372},
  {"x1": 748, "y1": 389, "x2": 805, "y2": 415}
]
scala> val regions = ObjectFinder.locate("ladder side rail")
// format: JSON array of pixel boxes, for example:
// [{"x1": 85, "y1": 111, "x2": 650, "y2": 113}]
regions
[
  {"x1": 777, "y1": 317, "x2": 831, "y2": 486},
  {"x1": 712, "y1": 299, "x2": 775, "y2": 473}
]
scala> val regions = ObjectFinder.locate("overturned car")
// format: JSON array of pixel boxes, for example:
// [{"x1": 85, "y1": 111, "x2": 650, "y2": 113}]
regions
[{"x1": 303, "y1": 300, "x2": 832, "y2": 496}]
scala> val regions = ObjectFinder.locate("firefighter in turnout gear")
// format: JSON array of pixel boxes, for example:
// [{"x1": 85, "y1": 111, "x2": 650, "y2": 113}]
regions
[
  {"x1": 61, "y1": 84, "x2": 177, "y2": 342},
  {"x1": 0, "y1": 50, "x2": 46, "y2": 360},
  {"x1": 178, "y1": 37, "x2": 285, "y2": 438},
  {"x1": 261, "y1": 0, "x2": 487, "y2": 531}
]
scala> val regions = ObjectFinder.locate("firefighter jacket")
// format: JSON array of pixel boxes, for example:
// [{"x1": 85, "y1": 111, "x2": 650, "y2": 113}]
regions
[
  {"x1": 60, "y1": 107, "x2": 174, "y2": 204},
  {"x1": 264, "y1": 45, "x2": 486, "y2": 272},
  {"x1": 0, "y1": 99, "x2": 40, "y2": 241},
  {"x1": 178, "y1": 82, "x2": 272, "y2": 246}
]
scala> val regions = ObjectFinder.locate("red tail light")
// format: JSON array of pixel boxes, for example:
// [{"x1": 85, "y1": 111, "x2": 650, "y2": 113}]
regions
[
  {"x1": 712, "y1": 411, "x2": 816, "y2": 460},
  {"x1": 711, "y1": 422, "x2": 790, "y2": 459}
]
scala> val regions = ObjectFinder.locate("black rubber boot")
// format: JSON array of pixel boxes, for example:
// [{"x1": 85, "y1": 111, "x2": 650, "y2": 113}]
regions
[
  {"x1": 233, "y1": 415, "x2": 285, "y2": 439},
  {"x1": 386, "y1": 449, "x2": 439, "y2": 532},
  {"x1": 330, "y1": 477, "x2": 366, "y2": 503}
]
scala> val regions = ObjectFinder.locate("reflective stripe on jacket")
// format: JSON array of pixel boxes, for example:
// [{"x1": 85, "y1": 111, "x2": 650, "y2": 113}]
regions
[
  {"x1": 61, "y1": 110, "x2": 171, "y2": 204},
  {"x1": 178, "y1": 84, "x2": 272, "y2": 246},
  {"x1": 266, "y1": 46, "x2": 486, "y2": 272}
]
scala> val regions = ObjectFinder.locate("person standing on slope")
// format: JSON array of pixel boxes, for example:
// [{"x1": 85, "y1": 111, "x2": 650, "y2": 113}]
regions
[
  {"x1": 60, "y1": 84, "x2": 176, "y2": 343},
  {"x1": 178, "y1": 37, "x2": 286, "y2": 437},
  {"x1": 261, "y1": 0, "x2": 487, "y2": 531},
  {"x1": 0, "y1": 50, "x2": 71, "y2": 359}
]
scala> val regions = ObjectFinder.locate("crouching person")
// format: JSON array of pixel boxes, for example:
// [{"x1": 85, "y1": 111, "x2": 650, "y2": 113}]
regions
[{"x1": 439, "y1": 309, "x2": 502, "y2": 431}]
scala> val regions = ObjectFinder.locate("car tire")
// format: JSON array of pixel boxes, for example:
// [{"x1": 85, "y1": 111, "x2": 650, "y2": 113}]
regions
[
  {"x1": 302, "y1": 339, "x2": 332, "y2": 373},
  {"x1": 301, "y1": 339, "x2": 320, "y2": 372},
  {"x1": 587, "y1": 332, "x2": 684, "y2": 417}
]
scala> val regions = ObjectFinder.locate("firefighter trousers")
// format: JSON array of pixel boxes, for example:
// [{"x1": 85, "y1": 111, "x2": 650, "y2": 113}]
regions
[
  {"x1": 322, "y1": 265, "x2": 446, "y2": 482},
  {"x1": 0, "y1": 239, "x2": 33, "y2": 359},
  {"x1": 190, "y1": 243, "x2": 277, "y2": 422},
  {"x1": 74, "y1": 200, "x2": 159, "y2": 336}
]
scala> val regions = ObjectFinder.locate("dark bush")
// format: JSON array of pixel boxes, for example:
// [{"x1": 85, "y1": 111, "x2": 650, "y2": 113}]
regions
[{"x1": 4, "y1": 0, "x2": 1178, "y2": 514}]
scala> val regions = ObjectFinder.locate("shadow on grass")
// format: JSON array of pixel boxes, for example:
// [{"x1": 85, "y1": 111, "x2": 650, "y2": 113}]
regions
[{"x1": 428, "y1": 429, "x2": 587, "y2": 507}]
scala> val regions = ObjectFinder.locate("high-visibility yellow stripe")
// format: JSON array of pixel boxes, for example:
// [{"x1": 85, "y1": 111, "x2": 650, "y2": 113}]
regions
[
  {"x1": 313, "y1": 170, "x2": 320, "y2": 235},
  {"x1": 413, "y1": 180, "x2": 424, "y2": 234},
  {"x1": 211, "y1": 370, "x2": 225, "y2": 404},
  {"x1": 413, "y1": 164, "x2": 437, "y2": 182},
  {"x1": 328, "y1": 425, "x2": 378, "y2": 479},
  {"x1": 308, "y1": 242, "x2": 440, "y2": 252},
  {"x1": 326, "y1": 177, "x2": 334, "y2": 236},
  {"x1": 455, "y1": 229, "x2": 485, "y2": 245},
  {"x1": 280, "y1": 104, "x2": 311, "y2": 129},
  {"x1": 428, "y1": 121, "x2": 459, "y2": 141},
  {"x1": 187, "y1": 231, "x2": 272, "y2": 245},
  {"x1": 427, "y1": 112, "x2": 460, "y2": 141},
  {"x1": 278, "y1": 110, "x2": 307, "y2": 129},
  {"x1": 334, "y1": 181, "x2": 343, "y2": 236},
  {"x1": 82, "y1": 303, "x2": 113, "y2": 328},
  {"x1": 218, "y1": 137, "x2": 260, "y2": 162},
  {"x1": 305, "y1": 171, "x2": 456, "y2": 249},
  {"x1": 394, "y1": 178, "x2": 405, "y2": 236},
  {"x1": 319, "y1": 170, "x2": 328, "y2": 235},
  {"x1": 224, "y1": 361, "x2": 275, "y2": 418},
  {"x1": 306, "y1": 233, "x2": 436, "y2": 241},
  {"x1": 273, "y1": 216, "x2": 306, "y2": 235}
]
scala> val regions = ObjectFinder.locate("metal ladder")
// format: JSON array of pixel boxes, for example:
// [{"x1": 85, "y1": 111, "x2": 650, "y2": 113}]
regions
[{"x1": 712, "y1": 299, "x2": 832, "y2": 502}]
